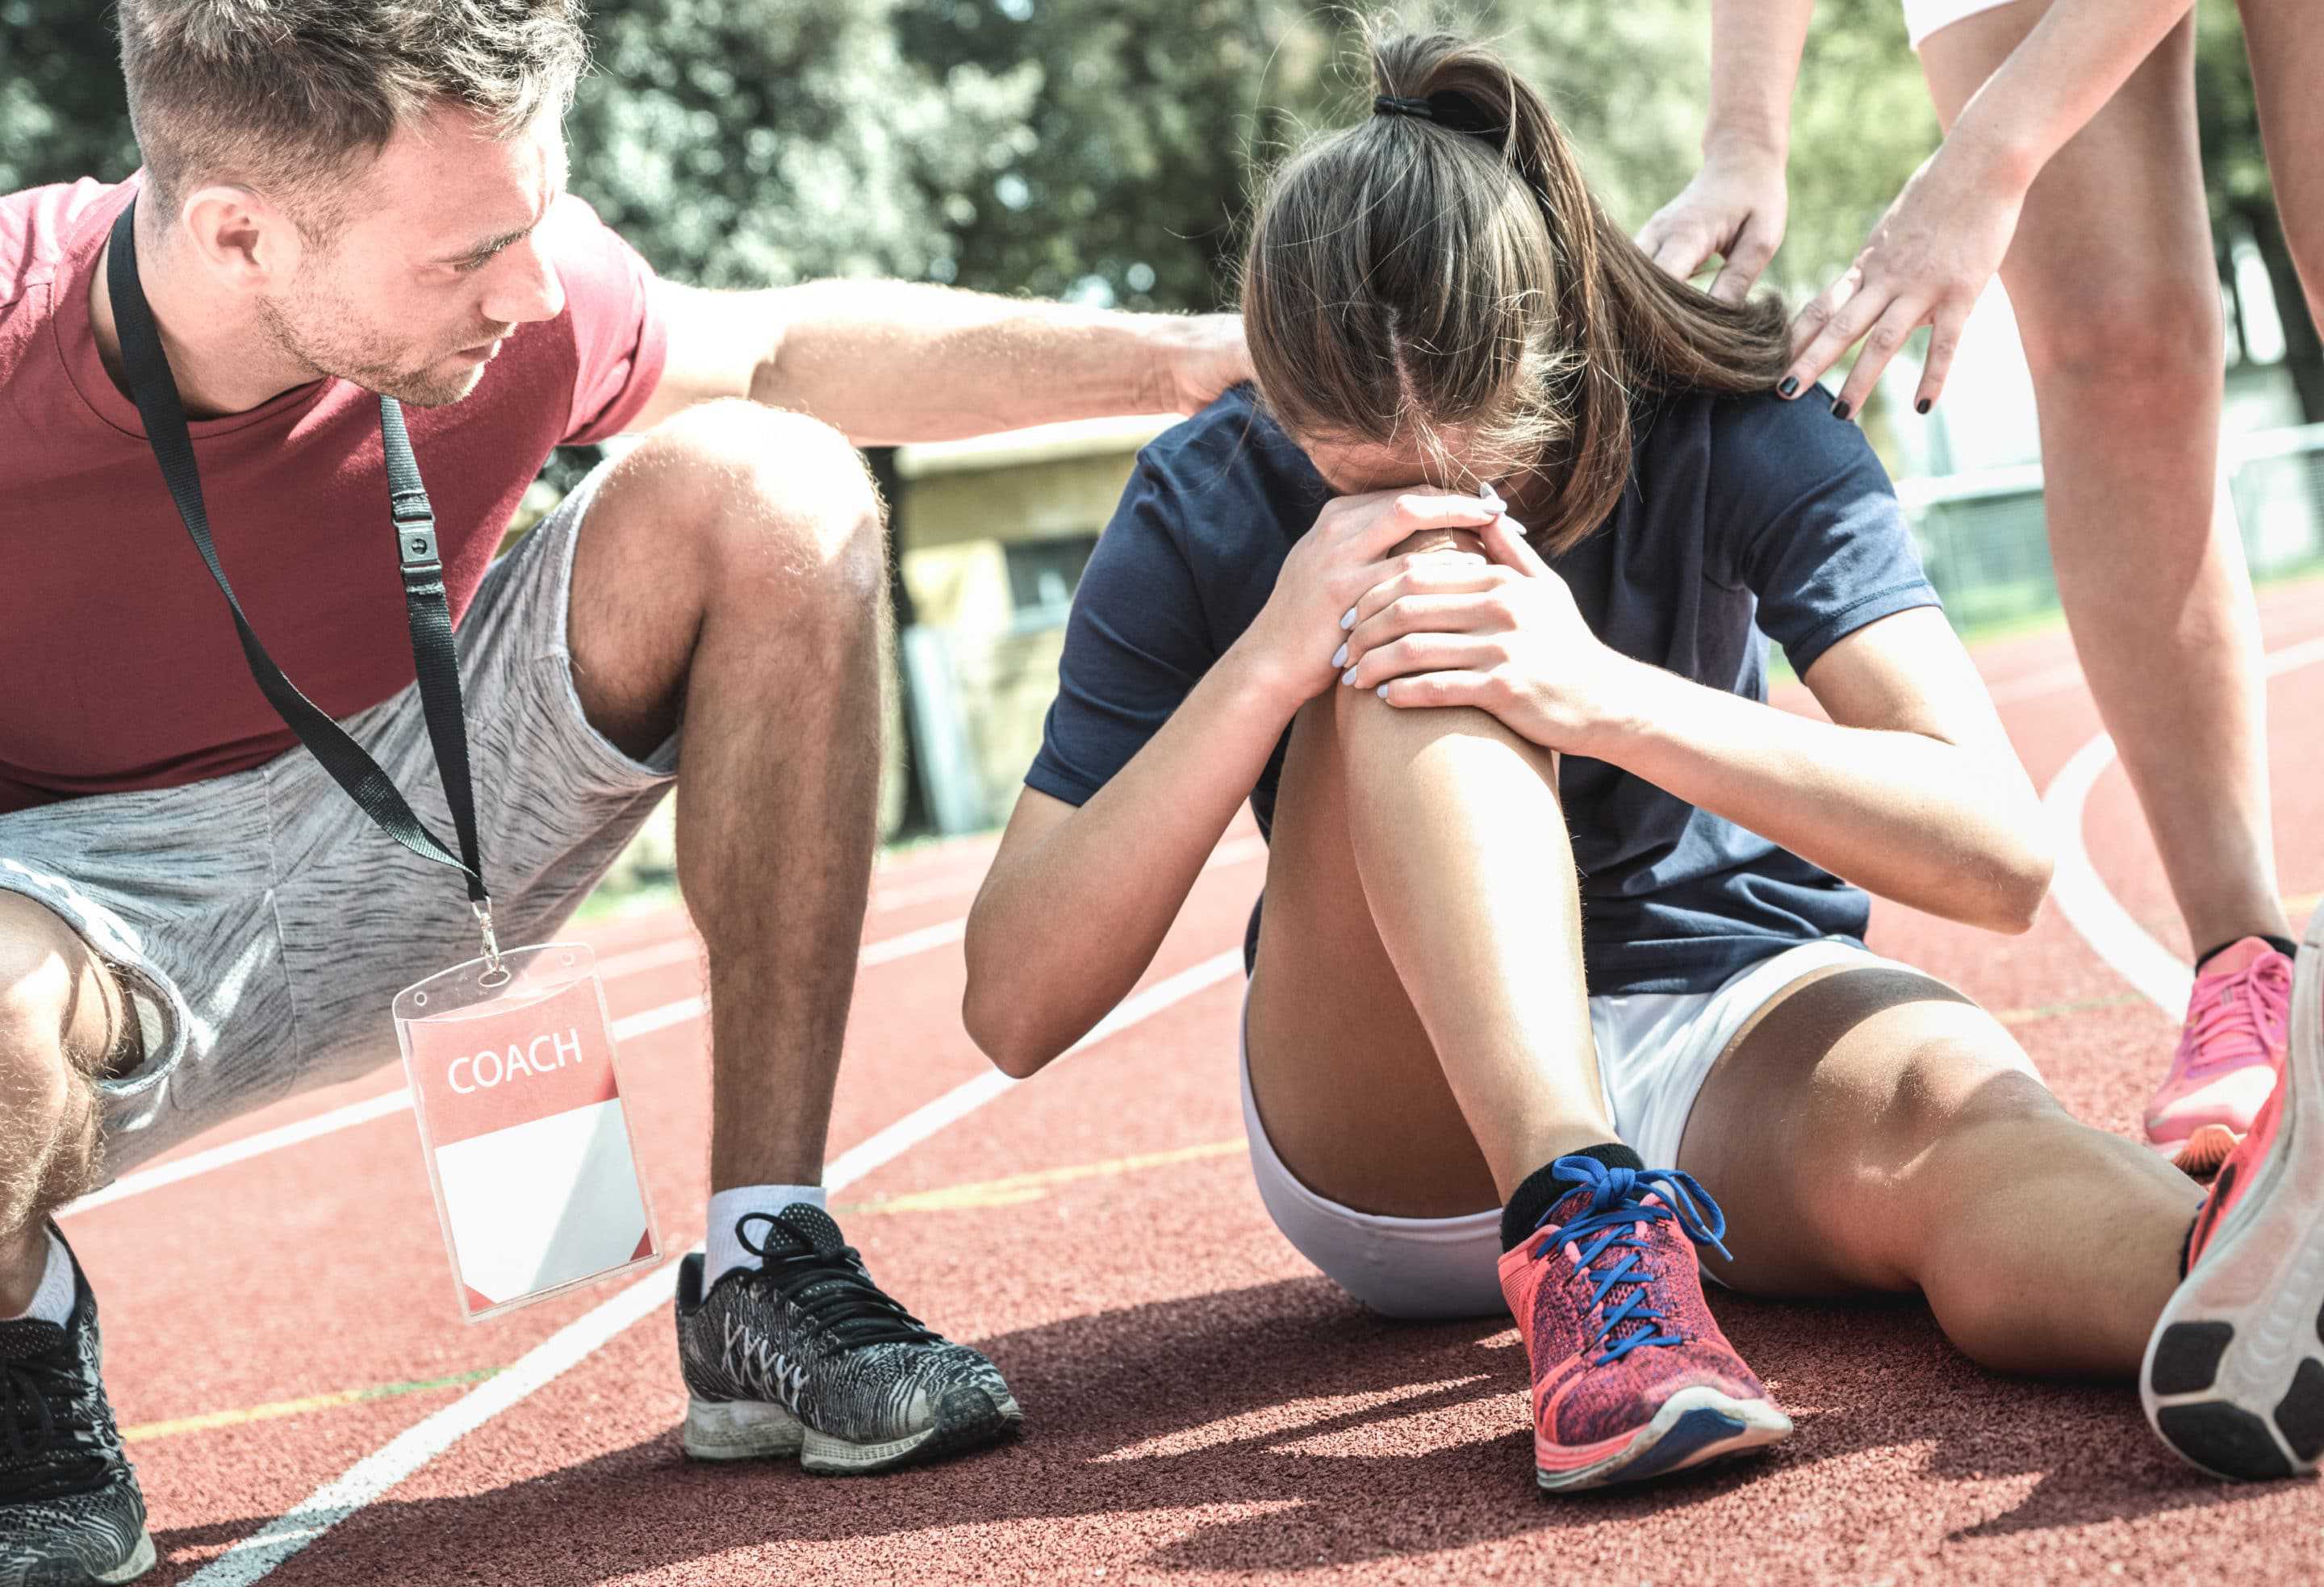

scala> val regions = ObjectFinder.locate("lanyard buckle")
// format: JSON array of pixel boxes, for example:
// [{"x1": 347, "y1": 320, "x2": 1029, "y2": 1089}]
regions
[
  {"x1": 393, "y1": 493, "x2": 437, "y2": 570},
  {"x1": 473, "y1": 898, "x2": 504, "y2": 979}
]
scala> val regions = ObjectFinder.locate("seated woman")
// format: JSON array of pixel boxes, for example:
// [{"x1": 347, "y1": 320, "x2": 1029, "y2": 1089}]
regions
[{"x1": 962, "y1": 26, "x2": 2324, "y2": 1494}]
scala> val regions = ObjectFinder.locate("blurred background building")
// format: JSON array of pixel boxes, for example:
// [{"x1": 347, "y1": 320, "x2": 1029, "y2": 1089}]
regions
[{"x1": 9, "y1": 0, "x2": 2320, "y2": 868}]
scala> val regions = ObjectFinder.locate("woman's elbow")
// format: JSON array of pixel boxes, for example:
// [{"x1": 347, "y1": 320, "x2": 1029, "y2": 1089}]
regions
[
  {"x1": 1979, "y1": 839, "x2": 2055, "y2": 935},
  {"x1": 961, "y1": 971, "x2": 1059, "y2": 1080}
]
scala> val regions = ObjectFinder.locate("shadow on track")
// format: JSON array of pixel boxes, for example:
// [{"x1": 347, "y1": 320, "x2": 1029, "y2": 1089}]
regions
[{"x1": 148, "y1": 1275, "x2": 2272, "y2": 1584}]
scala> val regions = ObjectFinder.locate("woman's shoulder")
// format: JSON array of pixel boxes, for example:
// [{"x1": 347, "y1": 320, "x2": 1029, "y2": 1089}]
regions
[
  {"x1": 1641, "y1": 383, "x2": 1895, "y2": 490},
  {"x1": 1121, "y1": 384, "x2": 1326, "y2": 556}
]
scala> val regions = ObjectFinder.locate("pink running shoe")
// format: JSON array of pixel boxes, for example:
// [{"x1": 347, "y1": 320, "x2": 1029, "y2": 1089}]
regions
[
  {"x1": 2142, "y1": 919, "x2": 2324, "y2": 1480},
  {"x1": 1498, "y1": 1157, "x2": 1791, "y2": 1492},
  {"x1": 2148, "y1": 938, "x2": 2293, "y2": 1177}
]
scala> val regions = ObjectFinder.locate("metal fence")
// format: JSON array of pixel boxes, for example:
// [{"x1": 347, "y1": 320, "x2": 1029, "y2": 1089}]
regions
[{"x1": 904, "y1": 423, "x2": 2324, "y2": 834}]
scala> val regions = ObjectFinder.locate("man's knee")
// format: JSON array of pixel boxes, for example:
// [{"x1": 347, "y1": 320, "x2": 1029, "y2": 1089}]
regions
[
  {"x1": 631, "y1": 399, "x2": 886, "y2": 609},
  {"x1": 0, "y1": 895, "x2": 114, "y2": 1235}
]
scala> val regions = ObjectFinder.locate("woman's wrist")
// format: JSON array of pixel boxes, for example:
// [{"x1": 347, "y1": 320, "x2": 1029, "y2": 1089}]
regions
[{"x1": 1218, "y1": 633, "x2": 1312, "y2": 726}]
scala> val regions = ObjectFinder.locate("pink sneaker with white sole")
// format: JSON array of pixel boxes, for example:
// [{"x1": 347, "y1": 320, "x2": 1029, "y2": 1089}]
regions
[{"x1": 2148, "y1": 938, "x2": 2293, "y2": 1177}]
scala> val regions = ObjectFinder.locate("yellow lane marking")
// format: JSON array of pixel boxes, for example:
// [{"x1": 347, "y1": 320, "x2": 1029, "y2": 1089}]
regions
[
  {"x1": 123, "y1": 1368, "x2": 501, "y2": 1445},
  {"x1": 838, "y1": 1138, "x2": 1248, "y2": 1215}
]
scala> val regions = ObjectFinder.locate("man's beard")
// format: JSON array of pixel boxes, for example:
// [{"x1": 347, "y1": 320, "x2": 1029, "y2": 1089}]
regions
[{"x1": 255, "y1": 287, "x2": 493, "y2": 409}]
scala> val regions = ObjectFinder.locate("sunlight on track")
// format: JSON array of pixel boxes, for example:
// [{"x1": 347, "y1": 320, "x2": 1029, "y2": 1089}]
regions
[{"x1": 182, "y1": 948, "x2": 1248, "y2": 1586}]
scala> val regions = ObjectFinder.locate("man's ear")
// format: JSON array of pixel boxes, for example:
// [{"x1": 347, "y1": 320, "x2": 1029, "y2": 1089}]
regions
[{"x1": 176, "y1": 184, "x2": 303, "y2": 293}]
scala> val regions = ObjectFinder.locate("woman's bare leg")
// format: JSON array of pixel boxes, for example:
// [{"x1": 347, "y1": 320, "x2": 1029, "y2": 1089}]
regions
[
  {"x1": 1922, "y1": 6, "x2": 2288, "y2": 956},
  {"x1": 1678, "y1": 963, "x2": 2201, "y2": 1376},
  {"x1": 1245, "y1": 609, "x2": 1611, "y2": 1218}
]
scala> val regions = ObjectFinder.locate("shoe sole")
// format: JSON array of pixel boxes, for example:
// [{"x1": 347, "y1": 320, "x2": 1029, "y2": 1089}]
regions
[
  {"x1": 1535, "y1": 1385, "x2": 1793, "y2": 1493},
  {"x1": 2142, "y1": 922, "x2": 2324, "y2": 1481},
  {"x1": 2155, "y1": 1123, "x2": 2242, "y2": 1181},
  {"x1": 95, "y1": 1531, "x2": 157, "y2": 1585},
  {"x1": 682, "y1": 1385, "x2": 1024, "y2": 1476}
]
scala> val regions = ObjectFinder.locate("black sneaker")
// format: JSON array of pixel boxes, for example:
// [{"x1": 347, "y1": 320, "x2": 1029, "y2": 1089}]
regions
[
  {"x1": 675, "y1": 1205, "x2": 1021, "y2": 1474},
  {"x1": 1, "y1": 1227, "x2": 154, "y2": 1585}
]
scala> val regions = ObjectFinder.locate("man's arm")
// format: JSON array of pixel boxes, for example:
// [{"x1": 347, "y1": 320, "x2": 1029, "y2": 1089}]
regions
[{"x1": 625, "y1": 278, "x2": 1250, "y2": 441}]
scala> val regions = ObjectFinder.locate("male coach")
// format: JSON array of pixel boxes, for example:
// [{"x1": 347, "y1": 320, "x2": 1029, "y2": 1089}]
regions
[{"x1": 0, "y1": 2, "x2": 1247, "y2": 1578}]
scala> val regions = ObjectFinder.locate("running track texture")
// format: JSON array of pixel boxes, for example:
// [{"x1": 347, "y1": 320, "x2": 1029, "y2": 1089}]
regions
[{"x1": 63, "y1": 578, "x2": 2324, "y2": 1586}]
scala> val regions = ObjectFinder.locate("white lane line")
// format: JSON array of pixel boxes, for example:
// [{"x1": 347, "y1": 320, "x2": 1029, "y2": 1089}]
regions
[
  {"x1": 185, "y1": 947, "x2": 1247, "y2": 1587},
  {"x1": 63, "y1": 994, "x2": 704, "y2": 1220},
  {"x1": 66, "y1": 842, "x2": 1273, "y2": 1217},
  {"x1": 2043, "y1": 633, "x2": 2324, "y2": 1015}
]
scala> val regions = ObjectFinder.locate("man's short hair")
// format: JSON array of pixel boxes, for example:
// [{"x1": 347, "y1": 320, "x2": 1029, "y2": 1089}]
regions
[{"x1": 119, "y1": 0, "x2": 590, "y2": 240}]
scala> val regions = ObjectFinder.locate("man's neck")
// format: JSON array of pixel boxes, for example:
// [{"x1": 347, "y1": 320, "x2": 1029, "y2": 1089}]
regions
[{"x1": 87, "y1": 219, "x2": 319, "y2": 420}]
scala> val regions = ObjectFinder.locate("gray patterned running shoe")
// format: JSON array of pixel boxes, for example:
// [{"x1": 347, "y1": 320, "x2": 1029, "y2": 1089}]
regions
[
  {"x1": 1, "y1": 1227, "x2": 154, "y2": 1586},
  {"x1": 675, "y1": 1205, "x2": 1021, "y2": 1474}
]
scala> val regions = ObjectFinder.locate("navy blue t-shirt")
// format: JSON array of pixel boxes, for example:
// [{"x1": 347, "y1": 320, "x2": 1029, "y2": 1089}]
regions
[{"x1": 1025, "y1": 384, "x2": 1940, "y2": 996}]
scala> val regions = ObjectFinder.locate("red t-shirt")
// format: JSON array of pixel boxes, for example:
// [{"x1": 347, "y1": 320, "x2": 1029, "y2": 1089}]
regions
[{"x1": 0, "y1": 173, "x2": 669, "y2": 813}]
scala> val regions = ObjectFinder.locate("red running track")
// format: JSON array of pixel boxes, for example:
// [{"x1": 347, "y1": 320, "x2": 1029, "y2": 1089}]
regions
[{"x1": 62, "y1": 577, "x2": 2324, "y2": 1586}]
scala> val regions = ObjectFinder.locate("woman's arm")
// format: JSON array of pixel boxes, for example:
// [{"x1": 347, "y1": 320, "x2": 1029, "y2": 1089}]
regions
[
  {"x1": 963, "y1": 489, "x2": 1503, "y2": 1075},
  {"x1": 1592, "y1": 608, "x2": 2052, "y2": 933},
  {"x1": 1340, "y1": 516, "x2": 2051, "y2": 933},
  {"x1": 963, "y1": 645, "x2": 1300, "y2": 1076},
  {"x1": 1636, "y1": 0, "x2": 1815, "y2": 303},
  {"x1": 1785, "y1": 0, "x2": 2192, "y2": 416}
]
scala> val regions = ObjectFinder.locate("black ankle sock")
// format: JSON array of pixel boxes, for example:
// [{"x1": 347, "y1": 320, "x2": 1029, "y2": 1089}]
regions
[
  {"x1": 2196, "y1": 935, "x2": 2298, "y2": 972},
  {"x1": 1499, "y1": 1142, "x2": 1644, "y2": 1253}
]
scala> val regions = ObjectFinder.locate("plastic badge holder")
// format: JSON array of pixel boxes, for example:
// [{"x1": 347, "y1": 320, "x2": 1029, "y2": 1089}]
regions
[{"x1": 395, "y1": 943, "x2": 662, "y2": 1321}]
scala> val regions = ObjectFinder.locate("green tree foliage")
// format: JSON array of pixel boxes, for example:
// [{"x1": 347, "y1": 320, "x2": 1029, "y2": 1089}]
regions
[
  {"x1": 0, "y1": 3, "x2": 140, "y2": 191},
  {"x1": 571, "y1": 0, "x2": 1039, "y2": 286}
]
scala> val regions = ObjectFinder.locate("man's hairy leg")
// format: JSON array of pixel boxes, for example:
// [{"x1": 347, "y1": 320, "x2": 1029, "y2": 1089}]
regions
[{"x1": 565, "y1": 399, "x2": 888, "y2": 1192}]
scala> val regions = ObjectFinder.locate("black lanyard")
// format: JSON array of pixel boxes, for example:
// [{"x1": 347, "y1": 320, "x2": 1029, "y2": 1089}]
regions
[{"x1": 105, "y1": 198, "x2": 500, "y2": 968}]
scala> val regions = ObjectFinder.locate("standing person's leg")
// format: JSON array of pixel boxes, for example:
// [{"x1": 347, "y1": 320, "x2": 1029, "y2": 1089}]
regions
[
  {"x1": 1921, "y1": 7, "x2": 2294, "y2": 1171},
  {"x1": 559, "y1": 399, "x2": 1018, "y2": 1472},
  {"x1": 2238, "y1": 2, "x2": 2324, "y2": 407},
  {"x1": 1246, "y1": 570, "x2": 1789, "y2": 1491}
]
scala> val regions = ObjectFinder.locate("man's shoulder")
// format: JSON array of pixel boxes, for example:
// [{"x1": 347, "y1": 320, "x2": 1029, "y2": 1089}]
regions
[{"x1": 2, "y1": 179, "x2": 121, "y2": 311}]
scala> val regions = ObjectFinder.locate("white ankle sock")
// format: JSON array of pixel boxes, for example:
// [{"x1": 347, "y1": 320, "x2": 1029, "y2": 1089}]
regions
[
  {"x1": 4, "y1": 1230, "x2": 74, "y2": 1327},
  {"x1": 705, "y1": 1184, "x2": 827, "y2": 1288}
]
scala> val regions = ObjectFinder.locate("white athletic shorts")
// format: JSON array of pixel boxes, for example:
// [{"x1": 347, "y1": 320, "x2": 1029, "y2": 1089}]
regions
[
  {"x1": 1903, "y1": 0, "x2": 2022, "y2": 51},
  {"x1": 1239, "y1": 936, "x2": 2021, "y2": 1320}
]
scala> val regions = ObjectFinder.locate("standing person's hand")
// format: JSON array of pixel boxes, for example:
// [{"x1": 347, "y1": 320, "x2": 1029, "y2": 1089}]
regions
[
  {"x1": 1232, "y1": 487, "x2": 1501, "y2": 709},
  {"x1": 1336, "y1": 507, "x2": 1640, "y2": 756},
  {"x1": 1781, "y1": 143, "x2": 2026, "y2": 421},
  {"x1": 1636, "y1": 144, "x2": 1791, "y2": 305}
]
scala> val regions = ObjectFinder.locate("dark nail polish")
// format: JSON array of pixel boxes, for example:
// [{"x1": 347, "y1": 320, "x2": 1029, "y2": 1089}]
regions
[
  {"x1": 1916, "y1": 398, "x2": 1932, "y2": 415},
  {"x1": 1832, "y1": 399, "x2": 1852, "y2": 422},
  {"x1": 1778, "y1": 377, "x2": 1799, "y2": 398}
]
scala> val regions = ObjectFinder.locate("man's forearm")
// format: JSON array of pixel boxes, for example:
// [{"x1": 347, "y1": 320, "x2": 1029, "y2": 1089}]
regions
[
  {"x1": 748, "y1": 280, "x2": 1212, "y2": 445},
  {"x1": 1704, "y1": 0, "x2": 1816, "y2": 160}
]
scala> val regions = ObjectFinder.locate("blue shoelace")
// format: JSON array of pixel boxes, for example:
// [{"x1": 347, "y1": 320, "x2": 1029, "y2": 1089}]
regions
[{"x1": 1530, "y1": 1157, "x2": 1735, "y2": 1365}]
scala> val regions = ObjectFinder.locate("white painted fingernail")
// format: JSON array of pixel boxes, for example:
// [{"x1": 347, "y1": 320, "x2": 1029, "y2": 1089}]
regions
[
  {"x1": 1340, "y1": 607, "x2": 1358, "y2": 630},
  {"x1": 1341, "y1": 667, "x2": 1358, "y2": 687},
  {"x1": 1331, "y1": 642, "x2": 1348, "y2": 669},
  {"x1": 1375, "y1": 683, "x2": 1390, "y2": 700}
]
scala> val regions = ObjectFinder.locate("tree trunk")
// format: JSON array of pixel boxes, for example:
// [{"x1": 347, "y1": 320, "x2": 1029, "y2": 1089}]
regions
[{"x1": 2241, "y1": 199, "x2": 2324, "y2": 424}]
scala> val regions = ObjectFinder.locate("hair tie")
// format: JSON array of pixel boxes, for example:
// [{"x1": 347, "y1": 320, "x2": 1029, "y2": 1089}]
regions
[{"x1": 1371, "y1": 89, "x2": 1506, "y2": 141}]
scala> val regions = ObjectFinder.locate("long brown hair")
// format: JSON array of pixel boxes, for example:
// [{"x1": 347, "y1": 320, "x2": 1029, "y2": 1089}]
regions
[{"x1": 1240, "y1": 25, "x2": 1791, "y2": 553}]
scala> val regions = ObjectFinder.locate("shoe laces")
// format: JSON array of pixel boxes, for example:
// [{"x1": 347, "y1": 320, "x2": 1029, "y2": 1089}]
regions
[
  {"x1": 1, "y1": 1343, "x2": 110, "y2": 1500},
  {"x1": 2183, "y1": 952, "x2": 2293, "y2": 1077},
  {"x1": 737, "y1": 1213, "x2": 942, "y2": 1349},
  {"x1": 1531, "y1": 1158, "x2": 1733, "y2": 1367}
]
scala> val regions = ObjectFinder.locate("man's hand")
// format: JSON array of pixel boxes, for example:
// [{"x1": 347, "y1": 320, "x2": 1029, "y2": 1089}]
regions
[{"x1": 1143, "y1": 313, "x2": 1252, "y2": 416}]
